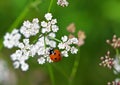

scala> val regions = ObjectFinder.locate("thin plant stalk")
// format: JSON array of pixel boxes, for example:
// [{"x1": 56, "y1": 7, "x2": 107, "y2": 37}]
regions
[
  {"x1": 69, "y1": 49, "x2": 80, "y2": 85},
  {"x1": 48, "y1": 0, "x2": 54, "y2": 12},
  {"x1": 48, "y1": 36, "x2": 62, "y2": 43},
  {"x1": 47, "y1": 64, "x2": 55, "y2": 85},
  {"x1": 46, "y1": 0, "x2": 56, "y2": 85}
]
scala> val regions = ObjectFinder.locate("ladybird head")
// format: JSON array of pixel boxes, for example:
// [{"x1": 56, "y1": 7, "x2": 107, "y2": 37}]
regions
[{"x1": 49, "y1": 48, "x2": 54, "y2": 55}]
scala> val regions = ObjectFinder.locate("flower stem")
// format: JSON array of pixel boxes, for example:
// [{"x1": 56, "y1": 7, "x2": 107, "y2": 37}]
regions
[
  {"x1": 48, "y1": 0, "x2": 54, "y2": 12},
  {"x1": 52, "y1": 64, "x2": 69, "y2": 79},
  {"x1": 47, "y1": 64, "x2": 55, "y2": 85},
  {"x1": 116, "y1": 48, "x2": 119, "y2": 56},
  {"x1": 69, "y1": 49, "x2": 80, "y2": 85},
  {"x1": 48, "y1": 36, "x2": 62, "y2": 43},
  {"x1": 115, "y1": 48, "x2": 120, "y2": 61},
  {"x1": 44, "y1": 36, "x2": 47, "y2": 48}
]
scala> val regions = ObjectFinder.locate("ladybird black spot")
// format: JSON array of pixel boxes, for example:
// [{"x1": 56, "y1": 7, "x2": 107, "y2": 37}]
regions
[
  {"x1": 54, "y1": 58, "x2": 57, "y2": 60},
  {"x1": 54, "y1": 52, "x2": 56, "y2": 55},
  {"x1": 59, "y1": 54, "x2": 60, "y2": 56}
]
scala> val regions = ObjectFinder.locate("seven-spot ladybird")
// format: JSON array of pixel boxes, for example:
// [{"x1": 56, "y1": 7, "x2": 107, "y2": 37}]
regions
[{"x1": 49, "y1": 48, "x2": 61, "y2": 62}]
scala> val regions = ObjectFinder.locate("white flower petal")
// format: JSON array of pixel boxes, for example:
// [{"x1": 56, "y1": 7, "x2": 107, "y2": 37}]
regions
[
  {"x1": 41, "y1": 28, "x2": 47, "y2": 33},
  {"x1": 58, "y1": 43, "x2": 65, "y2": 49},
  {"x1": 32, "y1": 18, "x2": 39, "y2": 23},
  {"x1": 38, "y1": 57, "x2": 45, "y2": 64},
  {"x1": 49, "y1": 40, "x2": 56, "y2": 48},
  {"x1": 48, "y1": 32, "x2": 56, "y2": 38},
  {"x1": 46, "y1": 57, "x2": 53, "y2": 63},
  {"x1": 61, "y1": 50, "x2": 68, "y2": 57},
  {"x1": 37, "y1": 47, "x2": 45, "y2": 55},
  {"x1": 18, "y1": 43, "x2": 24, "y2": 49},
  {"x1": 41, "y1": 21, "x2": 47, "y2": 27},
  {"x1": 23, "y1": 39, "x2": 29, "y2": 45},
  {"x1": 23, "y1": 20, "x2": 31, "y2": 28},
  {"x1": 71, "y1": 38, "x2": 78, "y2": 44},
  {"x1": 51, "y1": 19, "x2": 57, "y2": 24},
  {"x1": 20, "y1": 18, "x2": 40, "y2": 38},
  {"x1": 21, "y1": 63, "x2": 29, "y2": 71},
  {"x1": 57, "y1": 0, "x2": 69, "y2": 7},
  {"x1": 51, "y1": 25, "x2": 59, "y2": 32},
  {"x1": 65, "y1": 45, "x2": 71, "y2": 51},
  {"x1": 45, "y1": 13, "x2": 52, "y2": 21},
  {"x1": 3, "y1": 29, "x2": 21, "y2": 49},
  {"x1": 62, "y1": 35, "x2": 68, "y2": 42},
  {"x1": 70, "y1": 46, "x2": 78, "y2": 54},
  {"x1": 13, "y1": 61, "x2": 20, "y2": 69}
]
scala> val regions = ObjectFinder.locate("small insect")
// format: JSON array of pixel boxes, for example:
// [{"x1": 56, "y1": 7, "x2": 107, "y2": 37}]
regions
[{"x1": 49, "y1": 48, "x2": 62, "y2": 62}]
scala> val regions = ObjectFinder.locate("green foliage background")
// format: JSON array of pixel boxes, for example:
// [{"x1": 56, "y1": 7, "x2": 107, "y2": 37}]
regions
[{"x1": 0, "y1": 0, "x2": 120, "y2": 85}]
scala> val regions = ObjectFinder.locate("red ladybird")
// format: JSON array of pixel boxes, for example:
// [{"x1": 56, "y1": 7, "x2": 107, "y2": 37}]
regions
[{"x1": 49, "y1": 48, "x2": 61, "y2": 62}]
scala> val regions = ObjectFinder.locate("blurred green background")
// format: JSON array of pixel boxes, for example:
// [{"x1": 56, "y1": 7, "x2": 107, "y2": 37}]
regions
[{"x1": 0, "y1": 0, "x2": 120, "y2": 85}]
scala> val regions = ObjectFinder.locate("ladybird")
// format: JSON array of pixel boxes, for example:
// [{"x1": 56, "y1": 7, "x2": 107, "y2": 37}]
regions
[{"x1": 49, "y1": 48, "x2": 61, "y2": 62}]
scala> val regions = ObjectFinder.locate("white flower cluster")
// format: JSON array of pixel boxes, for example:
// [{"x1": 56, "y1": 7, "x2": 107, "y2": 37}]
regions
[
  {"x1": 58, "y1": 36, "x2": 78, "y2": 57},
  {"x1": 3, "y1": 18, "x2": 40, "y2": 71},
  {"x1": 10, "y1": 39, "x2": 32, "y2": 71},
  {"x1": 20, "y1": 18, "x2": 40, "y2": 38},
  {"x1": 57, "y1": 0, "x2": 69, "y2": 7},
  {"x1": 3, "y1": 29, "x2": 21, "y2": 49},
  {"x1": 41, "y1": 13, "x2": 58, "y2": 33},
  {"x1": 3, "y1": 13, "x2": 81, "y2": 71}
]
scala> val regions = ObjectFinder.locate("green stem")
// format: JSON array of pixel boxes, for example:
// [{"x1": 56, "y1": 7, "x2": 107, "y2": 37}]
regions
[
  {"x1": 31, "y1": 0, "x2": 41, "y2": 13},
  {"x1": 32, "y1": 34, "x2": 43, "y2": 44},
  {"x1": 48, "y1": 36, "x2": 62, "y2": 43},
  {"x1": 113, "y1": 67, "x2": 119, "y2": 74},
  {"x1": 46, "y1": 1, "x2": 58, "y2": 85},
  {"x1": 52, "y1": 64, "x2": 69, "y2": 79},
  {"x1": 47, "y1": 64, "x2": 55, "y2": 85},
  {"x1": 44, "y1": 36, "x2": 47, "y2": 48},
  {"x1": 48, "y1": 0, "x2": 54, "y2": 12},
  {"x1": 116, "y1": 48, "x2": 119, "y2": 56},
  {"x1": 115, "y1": 48, "x2": 120, "y2": 61},
  {"x1": 69, "y1": 49, "x2": 80, "y2": 85},
  {"x1": 9, "y1": 6, "x2": 29, "y2": 32}
]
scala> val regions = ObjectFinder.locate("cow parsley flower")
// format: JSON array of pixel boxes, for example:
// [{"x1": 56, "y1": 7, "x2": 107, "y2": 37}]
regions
[
  {"x1": 10, "y1": 39, "x2": 32, "y2": 71},
  {"x1": 61, "y1": 50, "x2": 68, "y2": 57},
  {"x1": 108, "y1": 78, "x2": 120, "y2": 85},
  {"x1": 71, "y1": 46, "x2": 78, "y2": 54},
  {"x1": 99, "y1": 51, "x2": 114, "y2": 69},
  {"x1": 20, "y1": 18, "x2": 40, "y2": 38},
  {"x1": 58, "y1": 35, "x2": 79, "y2": 57},
  {"x1": 38, "y1": 57, "x2": 45, "y2": 64},
  {"x1": 21, "y1": 62, "x2": 29, "y2": 71},
  {"x1": 41, "y1": 21, "x2": 47, "y2": 27},
  {"x1": 3, "y1": 13, "x2": 84, "y2": 71},
  {"x1": 45, "y1": 13, "x2": 52, "y2": 21},
  {"x1": 57, "y1": 0, "x2": 69, "y2": 7},
  {"x1": 3, "y1": 29, "x2": 21, "y2": 49},
  {"x1": 62, "y1": 35, "x2": 68, "y2": 42},
  {"x1": 41, "y1": 13, "x2": 59, "y2": 34}
]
